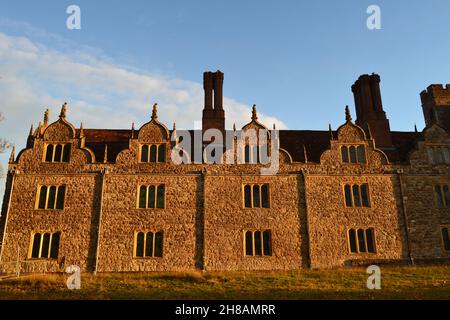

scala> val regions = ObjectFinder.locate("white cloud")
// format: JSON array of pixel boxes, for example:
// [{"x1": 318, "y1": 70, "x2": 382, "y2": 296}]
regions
[{"x1": 0, "y1": 30, "x2": 287, "y2": 201}]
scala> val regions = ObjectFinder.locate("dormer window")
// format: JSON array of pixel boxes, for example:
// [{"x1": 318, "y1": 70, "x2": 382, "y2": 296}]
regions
[
  {"x1": 44, "y1": 144, "x2": 71, "y2": 163},
  {"x1": 341, "y1": 145, "x2": 366, "y2": 164},
  {"x1": 140, "y1": 144, "x2": 166, "y2": 163}
]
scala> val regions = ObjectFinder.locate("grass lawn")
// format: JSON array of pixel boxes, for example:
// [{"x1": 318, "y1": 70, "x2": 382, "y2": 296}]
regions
[{"x1": 0, "y1": 265, "x2": 449, "y2": 300}]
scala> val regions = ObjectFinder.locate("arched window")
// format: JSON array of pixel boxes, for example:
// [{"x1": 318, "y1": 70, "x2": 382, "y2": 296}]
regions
[
  {"x1": 348, "y1": 229, "x2": 357, "y2": 253},
  {"x1": 357, "y1": 146, "x2": 366, "y2": 163},
  {"x1": 442, "y1": 227, "x2": 450, "y2": 252},
  {"x1": 139, "y1": 186, "x2": 147, "y2": 209},
  {"x1": 134, "y1": 231, "x2": 163, "y2": 258},
  {"x1": 62, "y1": 144, "x2": 71, "y2": 162},
  {"x1": 30, "y1": 232, "x2": 61, "y2": 259},
  {"x1": 135, "y1": 232, "x2": 145, "y2": 257},
  {"x1": 150, "y1": 145, "x2": 157, "y2": 162},
  {"x1": 158, "y1": 144, "x2": 166, "y2": 163},
  {"x1": 244, "y1": 185, "x2": 252, "y2": 208},
  {"x1": 263, "y1": 230, "x2": 272, "y2": 256},
  {"x1": 360, "y1": 184, "x2": 370, "y2": 207},
  {"x1": 243, "y1": 230, "x2": 272, "y2": 257},
  {"x1": 137, "y1": 185, "x2": 165, "y2": 209},
  {"x1": 344, "y1": 185, "x2": 352, "y2": 207},
  {"x1": 349, "y1": 146, "x2": 357, "y2": 163},
  {"x1": 244, "y1": 145, "x2": 250, "y2": 164},
  {"x1": 37, "y1": 185, "x2": 66, "y2": 210},
  {"x1": 341, "y1": 146, "x2": 349, "y2": 163},
  {"x1": 352, "y1": 185, "x2": 361, "y2": 207},
  {"x1": 357, "y1": 229, "x2": 366, "y2": 252},
  {"x1": 45, "y1": 145, "x2": 54, "y2": 162},
  {"x1": 261, "y1": 185, "x2": 269, "y2": 208},
  {"x1": 141, "y1": 145, "x2": 149, "y2": 162},
  {"x1": 148, "y1": 185, "x2": 156, "y2": 208},
  {"x1": 47, "y1": 186, "x2": 57, "y2": 209},
  {"x1": 54, "y1": 144, "x2": 63, "y2": 162},
  {"x1": 245, "y1": 231, "x2": 253, "y2": 256}
]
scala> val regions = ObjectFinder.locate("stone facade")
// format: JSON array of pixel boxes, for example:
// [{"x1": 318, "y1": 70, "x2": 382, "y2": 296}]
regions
[{"x1": 0, "y1": 72, "x2": 449, "y2": 273}]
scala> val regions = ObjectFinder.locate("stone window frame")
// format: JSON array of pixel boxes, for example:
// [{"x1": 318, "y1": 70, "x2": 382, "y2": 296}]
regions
[
  {"x1": 440, "y1": 226, "x2": 450, "y2": 253},
  {"x1": 426, "y1": 144, "x2": 450, "y2": 165},
  {"x1": 242, "y1": 183, "x2": 271, "y2": 209},
  {"x1": 35, "y1": 185, "x2": 67, "y2": 210},
  {"x1": 347, "y1": 227, "x2": 377, "y2": 255},
  {"x1": 139, "y1": 143, "x2": 167, "y2": 163},
  {"x1": 340, "y1": 144, "x2": 367, "y2": 164},
  {"x1": 43, "y1": 143, "x2": 72, "y2": 163},
  {"x1": 133, "y1": 230, "x2": 164, "y2": 259},
  {"x1": 28, "y1": 231, "x2": 61, "y2": 260},
  {"x1": 434, "y1": 184, "x2": 450, "y2": 208},
  {"x1": 136, "y1": 184, "x2": 166, "y2": 209},
  {"x1": 343, "y1": 183, "x2": 371, "y2": 208},
  {"x1": 242, "y1": 229, "x2": 272, "y2": 257}
]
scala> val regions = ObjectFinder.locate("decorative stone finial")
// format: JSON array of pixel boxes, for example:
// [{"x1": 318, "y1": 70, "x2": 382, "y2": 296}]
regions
[
  {"x1": 273, "y1": 123, "x2": 276, "y2": 130},
  {"x1": 151, "y1": 103, "x2": 158, "y2": 120},
  {"x1": 131, "y1": 122, "x2": 135, "y2": 139},
  {"x1": 251, "y1": 104, "x2": 258, "y2": 121},
  {"x1": 79, "y1": 122, "x2": 84, "y2": 138},
  {"x1": 173, "y1": 122, "x2": 176, "y2": 131},
  {"x1": 9, "y1": 146, "x2": 15, "y2": 163},
  {"x1": 329, "y1": 124, "x2": 333, "y2": 140},
  {"x1": 44, "y1": 109, "x2": 50, "y2": 126},
  {"x1": 233, "y1": 123, "x2": 236, "y2": 131},
  {"x1": 60, "y1": 102, "x2": 68, "y2": 119},
  {"x1": 103, "y1": 144, "x2": 108, "y2": 163},
  {"x1": 345, "y1": 105, "x2": 352, "y2": 122},
  {"x1": 414, "y1": 124, "x2": 418, "y2": 133},
  {"x1": 29, "y1": 124, "x2": 34, "y2": 136}
]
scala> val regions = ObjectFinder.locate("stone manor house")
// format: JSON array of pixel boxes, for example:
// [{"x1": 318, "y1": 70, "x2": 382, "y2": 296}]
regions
[{"x1": 0, "y1": 71, "x2": 449, "y2": 273}]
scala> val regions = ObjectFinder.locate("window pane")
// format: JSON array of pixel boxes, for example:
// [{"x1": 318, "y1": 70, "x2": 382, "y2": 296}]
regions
[
  {"x1": 366, "y1": 229, "x2": 375, "y2": 253},
  {"x1": 47, "y1": 186, "x2": 57, "y2": 209},
  {"x1": 62, "y1": 144, "x2": 71, "y2": 162},
  {"x1": 50, "y1": 233, "x2": 60, "y2": 259},
  {"x1": 139, "y1": 186, "x2": 147, "y2": 209},
  {"x1": 357, "y1": 229, "x2": 367, "y2": 253},
  {"x1": 435, "y1": 186, "x2": 444, "y2": 208},
  {"x1": 254, "y1": 231, "x2": 262, "y2": 256},
  {"x1": 149, "y1": 186, "x2": 156, "y2": 208},
  {"x1": 442, "y1": 228, "x2": 450, "y2": 252},
  {"x1": 54, "y1": 144, "x2": 63, "y2": 162},
  {"x1": 244, "y1": 145, "x2": 250, "y2": 164},
  {"x1": 349, "y1": 146, "x2": 357, "y2": 163},
  {"x1": 56, "y1": 186, "x2": 66, "y2": 210},
  {"x1": 261, "y1": 185, "x2": 269, "y2": 208},
  {"x1": 348, "y1": 229, "x2": 357, "y2": 253},
  {"x1": 245, "y1": 231, "x2": 253, "y2": 256},
  {"x1": 352, "y1": 185, "x2": 361, "y2": 207},
  {"x1": 150, "y1": 145, "x2": 157, "y2": 162},
  {"x1": 244, "y1": 185, "x2": 252, "y2": 208},
  {"x1": 443, "y1": 185, "x2": 450, "y2": 208},
  {"x1": 45, "y1": 145, "x2": 54, "y2": 162},
  {"x1": 341, "y1": 146, "x2": 349, "y2": 163},
  {"x1": 154, "y1": 232, "x2": 163, "y2": 257},
  {"x1": 141, "y1": 145, "x2": 149, "y2": 162},
  {"x1": 136, "y1": 232, "x2": 144, "y2": 257},
  {"x1": 263, "y1": 230, "x2": 272, "y2": 256},
  {"x1": 41, "y1": 233, "x2": 51, "y2": 258},
  {"x1": 38, "y1": 186, "x2": 48, "y2": 209},
  {"x1": 357, "y1": 146, "x2": 366, "y2": 163},
  {"x1": 344, "y1": 185, "x2": 352, "y2": 207},
  {"x1": 158, "y1": 144, "x2": 166, "y2": 163},
  {"x1": 31, "y1": 233, "x2": 41, "y2": 258},
  {"x1": 361, "y1": 184, "x2": 370, "y2": 207},
  {"x1": 253, "y1": 185, "x2": 261, "y2": 208},
  {"x1": 145, "y1": 232, "x2": 154, "y2": 257},
  {"x1": 157, "y1": 185, "x2": 165, "y2": 209},
  {"x1": 251, "y1": 145, "x2": 259, "y2": 164}
]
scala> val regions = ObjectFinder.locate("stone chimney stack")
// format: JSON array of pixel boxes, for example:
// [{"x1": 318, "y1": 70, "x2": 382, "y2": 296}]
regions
[{"x1": 202, "y1": 70, "x2": 225, "y2": 138}]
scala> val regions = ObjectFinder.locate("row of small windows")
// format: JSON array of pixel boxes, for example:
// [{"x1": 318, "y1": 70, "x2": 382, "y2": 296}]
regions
[
  {"x1": 243, "y1": 184, "x2": 270, "y2": 208},
  {"x1": 427, "y1": 146, "x2": 450, "y2": 165},
  {"x1": 140, "y1": 144, "x2": 166, "y2": 163},
  {"x1": 341, "y1": 145, "x2": 366, "y2": 164},
  {"x1": 435, "y1": 185, "x2": 450, "y2": 208},
  {"x1": 37, "y1": 185, "x2": 66, "y2": 210},
  {"x1": 45, "y1": 144, "x2": 71, "y2": 163},
  {"x1": 245, "y1": 230, "x2": 272, "y2": 256},
  {"x1": 30, "y1": 232, "x2": 60, "y2": 259},
  {"x1": 138, "y1": 185, "x2": 165, "y2": 209},
  {"x1": 244, "y1": 145, "x2": 268, "y2": 164},
  {"x1": 135, "y1": 231, "x2": 164, "y2": 258},
  {"x1": 348, "y1": 228, "x2": 376, "y2": 254},
  {"x1": 344, "y1": 184, "x2": 370, "y2": 208}
]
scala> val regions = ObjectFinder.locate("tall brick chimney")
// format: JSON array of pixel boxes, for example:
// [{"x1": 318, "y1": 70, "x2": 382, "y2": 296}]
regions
[
  {"x1": 421, "y1": 84, "x2": 450, "y2": 133},
  {"x1": 202, "y1": 70, "x2": 225, "y2": 138},
  {"x1": 352, "y1": 74, "x2": 392, "y2": 147}
]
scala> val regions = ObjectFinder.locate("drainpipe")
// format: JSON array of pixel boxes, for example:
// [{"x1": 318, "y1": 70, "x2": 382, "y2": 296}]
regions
[
  {"x1": 397, "y1": 169, "x2": 414, "y2": 265},
  {"x1": 94, "y1": 168, "x2": 108, "y2": 274},
  {"x1": 0, "y1": 169, "x2": 17, "y2": 264}
]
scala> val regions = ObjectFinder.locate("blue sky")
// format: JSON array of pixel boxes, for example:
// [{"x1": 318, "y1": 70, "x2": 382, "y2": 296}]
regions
[{"x1": 1, "y1": 0, "x2": 450, "y2": 196}]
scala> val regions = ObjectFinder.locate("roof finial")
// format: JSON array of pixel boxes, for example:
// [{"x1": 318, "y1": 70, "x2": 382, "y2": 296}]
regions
[
  {"x1": 303, "y1": 145, "x2": 308, "y2": 163},
  {"x1": 35, "y1": 122, "x2": 42, "y2": 137},
  {"x1": 9, "y1": 146, "x2": 15, "y2": 163},
  {"x1": 103, "y1": 144, "x2": 108, "y2": 163},
  {"x1": 29, "y1": 124, "x2": 34, "y2": 136},
  {"x1": 345, "y1": 105, "x2": 352, "y2": 122},
  {"x1": 251, "y1": 104, "x2": 258, "y2": 121},
  {"x1": 44, "y1": 109, "x2": 50, "y2": 126},
  {"x1": 173, "y1": 122, "x2": 176, "y2": 131},
  {"x1": 233, "y1": 123, "x2": 236, "y2": 131},
  {"x1": 329, "y1": 124, "x2": 333, "y2": 140},
  {"x1": 273, "y1": 123, "x2": 276, "y2": 130},
  {"x1": 151, "y1": 103, "x2": 158, "y2": 120},
  {"x1": 414, "y1": 124, "x2": 418, "y2": 133},
  {"x1": 79, "y1": 122, "x2": 84, "y2": 138},
  {"x1": 366, "y1": 123, "x2": 373, "y2": 139},
  {"x1": 131, "y1": 122, "x2": 135, "y2": 139},
  {"x1": 60, "y1": 102, "x2": 68, "y2": 119}
]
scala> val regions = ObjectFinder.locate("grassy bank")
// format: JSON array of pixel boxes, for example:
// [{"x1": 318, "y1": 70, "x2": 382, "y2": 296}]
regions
[{"x1": 0, "y1": 265, "x2": 449, "y2": 300}]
